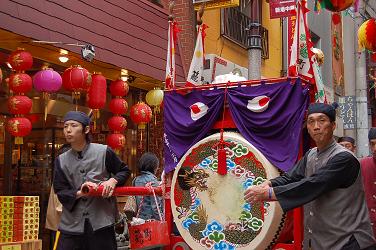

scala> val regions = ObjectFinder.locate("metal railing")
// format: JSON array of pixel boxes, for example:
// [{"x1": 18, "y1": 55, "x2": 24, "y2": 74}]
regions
[{"x1": 221, "y1": 8, "x2": 269, "y2": 59}]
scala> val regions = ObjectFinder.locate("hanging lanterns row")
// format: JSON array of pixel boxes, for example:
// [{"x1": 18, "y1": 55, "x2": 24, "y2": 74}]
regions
[
  {"x1": 106, "y1": 79, "x2": 129, "y2": 153},
  {"x1": 62, "y1": 65, "x2": 92, "y2": 101},
  {"x1": 6, "y1": 49, "x2": 33, "y2": 144},
  {"x1": 130, "y1": 102, "x2": 152, "y2": 130}
]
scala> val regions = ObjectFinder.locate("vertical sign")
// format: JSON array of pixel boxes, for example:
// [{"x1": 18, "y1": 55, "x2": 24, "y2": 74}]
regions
[
  {"x1": 338, "y1": 96, "x2": 357, "y2": 129},
  {"x1": 269, "y1": 0, "x2": 297, "y2": 19}
]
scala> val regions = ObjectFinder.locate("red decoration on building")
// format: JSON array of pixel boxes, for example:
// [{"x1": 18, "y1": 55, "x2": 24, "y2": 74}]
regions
[
  {"x1": 106, "y1": 133, "x2": 126, "y2": 153},
  {"x1": 9, "y1": 73, "x2": 32, "y2": 94},
  {"x1": 109, "y1": 98, "x2": 128, "y2": 115},
  {"x1": 8, "y1": 96, "x2": 32, "y2": 115},
  {"x1": 7, "y1": 117, "x2": 32, "y2": 144},
  {"x1": 8, "y1": 49, "x2": 33, "y2": 71},
  {"x1": 87, "y1": 73, "x2": 107, "y2": 119},
  {"x1": 108, "y1": 116, "x2": 127, "y2": 133},
  {"x1": 110, "y1": 79, "x2": 129, "y2": 97},
  {"x1": 62, "y1": 65, "x2": 92, "y2": 99},
  {"x1": 130, "y1": 102, "x2": 152, "y2": 130},
  {"x1": 332, "y1": 13, "x2": 341, "y2": 25}
]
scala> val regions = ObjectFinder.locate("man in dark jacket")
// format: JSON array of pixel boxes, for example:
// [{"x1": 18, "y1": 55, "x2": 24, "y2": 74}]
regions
[
  {"x1": 54, "y1": 111, "x2": 131, "y2": 250},
  {"x1": 244, "y1": 103, "x2": 376, "y2": 250}
]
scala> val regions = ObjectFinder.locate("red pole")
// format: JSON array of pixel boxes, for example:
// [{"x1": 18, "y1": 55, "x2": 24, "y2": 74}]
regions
[{"x1": 83, "y1": 185, "x2": 163, "y2": 196}]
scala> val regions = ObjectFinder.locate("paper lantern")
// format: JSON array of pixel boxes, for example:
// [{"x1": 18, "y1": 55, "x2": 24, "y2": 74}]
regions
[
  {"x1": 9, "y1": 73, "x2": 32, "y2": 94},
  {"x1": 8, "y1": 96, "x2": 32, "y2": 115},
  {"x1": 8, "y1": 49, "x2": 33, "y2": 71},
  {"x1": 110, "y1": 79, "x2": 129, "y2": 97},
  {"x1": 7, "y1": 117, "x2": 32, "y2": 144},
  {"x1": 106, "y1": 133, "x2": 126, "y2": 153},
  {"x1": 33, "y1": 68, "x2": 62, "y2": 93},
  {"x1": 88, "y1": 73, "x2": 107, "y2": 119},
  {"x1": 146, "y1": 88, "x2": 164, "y2": 113},
  {"x1": 109, "y1": 98, "x2": 128, "y2": 115},
  {"x1": 108, "y1": 116, "x2": 127, "y2": 133},
  {"x1": 358, "y1": 19, "x2": 376, "y2": 52},
  {"x1": 62, "y1": 65, "x2": 92, "y2": 99},
  {"x1": 130, "y1": 102, "x2": 152, "y2": 130},
  {"x1": 316, "y1": 0, "x2": 354, "y2": 12}
]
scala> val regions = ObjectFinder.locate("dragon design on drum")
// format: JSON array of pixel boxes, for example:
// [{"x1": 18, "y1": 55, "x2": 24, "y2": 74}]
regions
[{"x1": 173, "y1": 137, "x2": 274, "y2": 249}]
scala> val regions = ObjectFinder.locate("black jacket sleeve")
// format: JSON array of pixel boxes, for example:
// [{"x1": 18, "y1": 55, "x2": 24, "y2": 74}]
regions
[
  {"x1": 53, "y1": 157, "x2": 78, "y2": 212},
  {"x1": 105, "y1": 147, "x2": 131, "y2": 186},
  {"x1": 272, "y1": 151, "x2": 360, "y2": 212},
  {"x1": 270, "y1": 151, "x2": 309, "y2": 187}
]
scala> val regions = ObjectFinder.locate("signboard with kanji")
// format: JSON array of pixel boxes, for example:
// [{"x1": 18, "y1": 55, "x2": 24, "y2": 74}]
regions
[
  {"x1": 338, "y1": 96, "x2": 357, "y2": 130},
  {"x1": 193, "y1": 0, "x2": 239, "y2": 10},
  {"x1": 269, "y1": 0, "x2": 296, "y2": 19}
]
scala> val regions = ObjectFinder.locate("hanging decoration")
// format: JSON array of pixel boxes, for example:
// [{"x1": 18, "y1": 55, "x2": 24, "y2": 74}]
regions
[
  {"x1": 145, "y1": 88, "x2": 164, "y2": 114},
  {"x1": 358, "y1": 19, "x2": 376, "y2": 52},
  {"x1": 107, "y1": 78, "x2": 129, "y2": 154},
  {"x1": 62, "y1": 65, "x2": 92, "y2": 105},
  {"x1": 130, "y1": 102, "x2": 152, "y2": 130},
  {"x1": 87, "y1": 73, "x2": 107, "y2": 129},
  {"x1": 33, "y1": 68, "x2": 62, "y2": 121},
  {"x1": 315, "y1": 0, "x2": 354, "y2": 12},
  {"x1": 7, "y1": 48, "x2": 33, "y2": 144},
  {"x1": 8, "y1": 49, "x2": 33, "y2": 71},
  {"x1": 106, "y1": 133, "x2": 126, "y2": 154}
]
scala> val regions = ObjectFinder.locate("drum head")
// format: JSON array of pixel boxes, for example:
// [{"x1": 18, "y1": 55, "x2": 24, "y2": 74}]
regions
[{"x1": 171, "y1": 132, "x2": 283, "y2": 250}]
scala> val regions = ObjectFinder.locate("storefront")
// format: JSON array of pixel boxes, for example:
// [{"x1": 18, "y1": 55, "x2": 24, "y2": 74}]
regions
[{"x1": 0, "y1": 0, "x2": 185, "y2": 248}]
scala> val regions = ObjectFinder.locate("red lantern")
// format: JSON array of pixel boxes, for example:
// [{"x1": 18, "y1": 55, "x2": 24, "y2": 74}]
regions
[
  {"x1": 8, "y1": 96, "x2": 32, "y2": 115},
  {"x1": 130, "y1": 102, "x2": 152, "y2": 130},
  {"x1": 7, "y1": 117, "x2": 32, "y2": 144},
  {"x1": 109, "y1": 98, "x2": 128, "y2": 115},
  {"x1": 106, "y1": 133, "x2": 126, "y2": 153},
  {"x1": 9, "y1": 73, "x2": 32, "y2": 94},
  {"x1": 88, "y1": 73, "x2": 107, "y2": 119},
  {"x1": 108, "y1": 116, "x2": 127, "y2": 133},
  {"x1": 62, "y1": 65, "x2": 92, "y2": 99},
  {"x1": 110, "y1": 79, "x2": 129, "y2": 97},
  {"x1": 8, "y1": 49, "x2": 33, "y2": 71}
]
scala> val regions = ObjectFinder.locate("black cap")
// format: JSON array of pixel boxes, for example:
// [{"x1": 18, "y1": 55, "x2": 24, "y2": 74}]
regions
[
  {"x1": 63, "y1": 111, "x2": 90, "y2": 127},
  {"x1": 368, "y1": 128, "x2": 376, "y2": 140},
  {"x1": 307, "y1": 103, "x2": 337, "y2": 122}
]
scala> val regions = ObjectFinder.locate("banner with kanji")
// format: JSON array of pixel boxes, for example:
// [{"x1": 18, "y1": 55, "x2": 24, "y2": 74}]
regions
[
  {"x1": 186, "y1": 24, "x2": 208, "y2": 87},
  {"x1": 289, "y1": 1, "x2": 326, "y2": 102},
  {"x1": 165, "y1": 21, "x2": 180, "y2": 89}
]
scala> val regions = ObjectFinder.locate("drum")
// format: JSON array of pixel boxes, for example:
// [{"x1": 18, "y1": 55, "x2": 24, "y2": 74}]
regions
[{"x1": 171, "y1": 132, "x2": 284, "y2": 250}]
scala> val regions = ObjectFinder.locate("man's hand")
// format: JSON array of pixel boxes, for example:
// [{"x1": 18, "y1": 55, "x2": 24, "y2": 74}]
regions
[
  {"x1": 77, "y1": 181, "x2": 98, "y2": 198},
  {"x1": 244, "y1": 183, "x2": 270, "y2": 203},
  {"x1": 100, "y1": 178, "x2": 118, "y2": 198}
]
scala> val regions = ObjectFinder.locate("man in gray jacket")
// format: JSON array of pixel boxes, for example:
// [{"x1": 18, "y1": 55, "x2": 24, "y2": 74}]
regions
[
  {"x1": 244, "y1": 103, "x2": 376, "y2": 250},
  {"x1": 54, "y1": 111, "x2": 131, "y2": 250}
]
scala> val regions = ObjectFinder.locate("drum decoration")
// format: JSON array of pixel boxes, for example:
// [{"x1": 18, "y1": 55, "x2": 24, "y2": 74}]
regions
[
  {"x1": 7, "y1": 49, "x2": 33, "y2": 144},
  {"x1": 33, "y1": 68, "x2": 62, "y2": 121},
  {"x1": 107, "y1": 79, "x2": 129, "y2": 154},
  {"x1": 315, "y1": 0, "x2": 354, "y2": 12},
  {"x1": 171, "y1": 132, "x2": 283, "y2": 250},
  {"x1": 358, "y1": 19, "x2": 376, "y2": 52},
  {"x1": 87, "y1": 73, "x2": 107, "y2": 130}
]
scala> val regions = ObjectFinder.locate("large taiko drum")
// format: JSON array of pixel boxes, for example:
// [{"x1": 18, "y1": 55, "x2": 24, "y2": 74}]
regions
[{"x1": 171, "y1": 132, "x2": 284, "y2": 250}]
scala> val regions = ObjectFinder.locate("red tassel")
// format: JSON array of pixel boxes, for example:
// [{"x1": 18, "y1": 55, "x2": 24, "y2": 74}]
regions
[{"x1": 217, "y1": 148, "x2": 227, "y2": 175}]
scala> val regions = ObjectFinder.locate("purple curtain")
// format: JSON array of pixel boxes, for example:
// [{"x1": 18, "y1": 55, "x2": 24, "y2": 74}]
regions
[
  {"x1": 164, "y1": 89, "x2": 225, "y2": 173},
  {"x1": 227, "y1": 79, "x2": 309, "y2": 171},
  {"x1": 163, "y1": 79, "x2": 309, "y2": 173}
]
